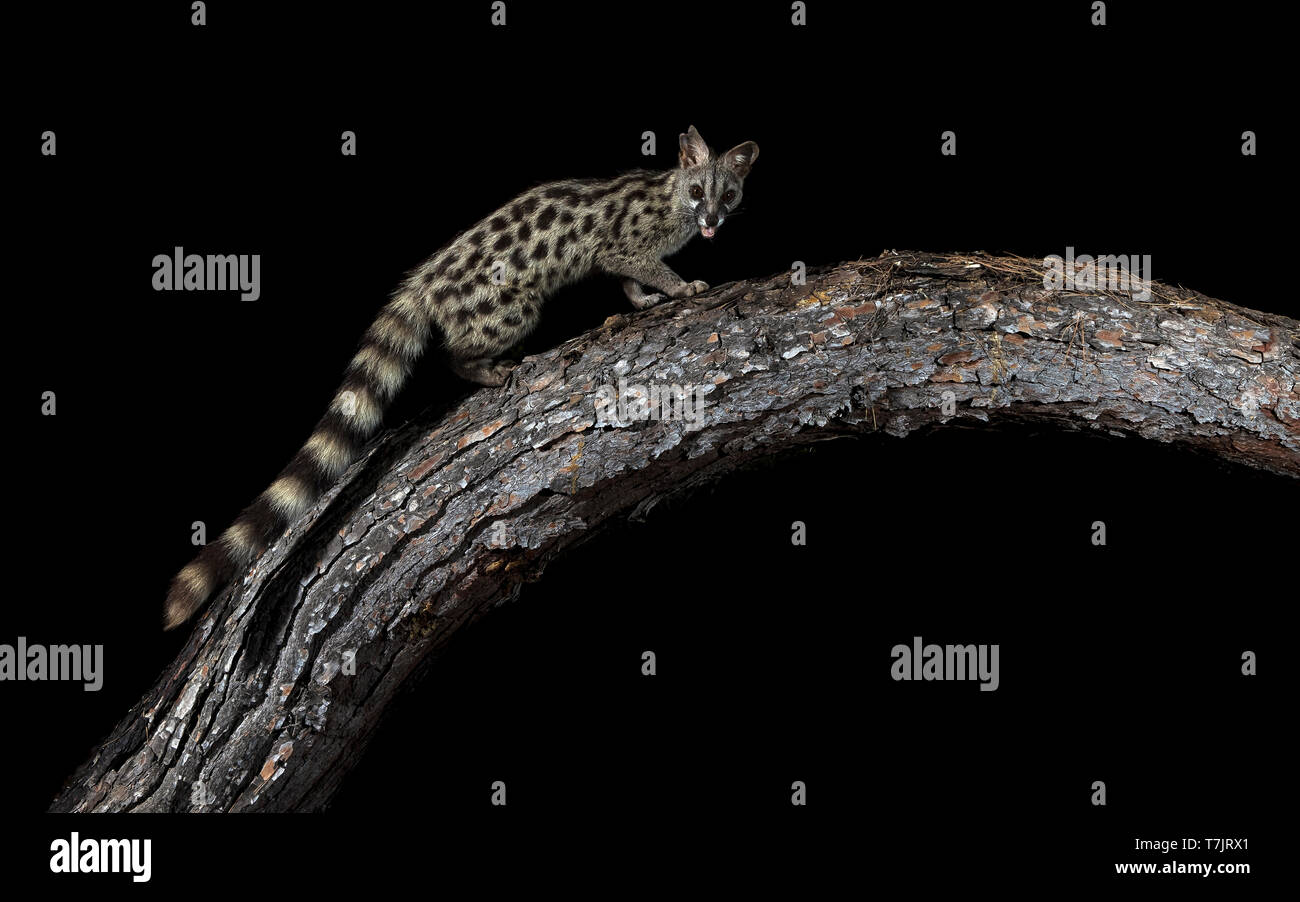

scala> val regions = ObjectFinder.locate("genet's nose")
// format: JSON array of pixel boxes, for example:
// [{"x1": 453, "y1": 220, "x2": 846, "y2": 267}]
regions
[{"x1": 705, "y1": 213, "x2": 718, "y2": 227}]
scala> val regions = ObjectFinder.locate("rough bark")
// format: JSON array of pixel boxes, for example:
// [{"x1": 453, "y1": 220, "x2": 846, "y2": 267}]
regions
[{"x1": 51, "y1": 250, "x2": 1299, "y2": 813}]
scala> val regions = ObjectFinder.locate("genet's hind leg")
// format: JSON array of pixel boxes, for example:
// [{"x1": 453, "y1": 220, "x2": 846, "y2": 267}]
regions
[
  {"x1": 445, "y1": 284, "x2": 536, "y2": 387},
  {"x1": 451, "y1": 357, "x2": 517, "y2": 387}
]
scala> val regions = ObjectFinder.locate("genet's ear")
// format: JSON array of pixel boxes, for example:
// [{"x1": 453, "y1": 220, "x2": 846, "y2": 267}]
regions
[
  {"x1": 678, "y1": 126, "x2": 711, "y2": 169},
  {"x1": 721, "y1": 141, "x2": 759, "y2": 178}
]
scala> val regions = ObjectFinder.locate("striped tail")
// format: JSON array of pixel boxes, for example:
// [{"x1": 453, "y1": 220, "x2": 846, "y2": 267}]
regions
[{"x1": 163, "y1": 288, "x2": 431, "y2": 630}]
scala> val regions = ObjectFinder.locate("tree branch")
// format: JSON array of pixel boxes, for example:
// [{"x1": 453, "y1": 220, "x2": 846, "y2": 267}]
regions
[{"x1": 51, "y1": 251, "x2": 1299, "y2": 812}]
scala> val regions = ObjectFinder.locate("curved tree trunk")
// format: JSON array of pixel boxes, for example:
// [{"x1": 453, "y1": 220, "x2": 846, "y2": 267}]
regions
[{"x1": 51, "y1": 251, "x2": 1299, "y2": 812}]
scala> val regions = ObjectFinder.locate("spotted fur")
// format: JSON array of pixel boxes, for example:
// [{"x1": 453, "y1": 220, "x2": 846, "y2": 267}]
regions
[{"x1": 162, "y1": 126, "x2": 758, "y2": 629}]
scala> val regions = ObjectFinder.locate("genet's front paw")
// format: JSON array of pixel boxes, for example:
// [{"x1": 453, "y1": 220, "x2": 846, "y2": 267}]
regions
[
  {"x1": 669, "y1": 279, "x2": 710, "y2": 299},
  {"x1": 631, "y1": 292, "x2": 666, "y2": 310}
]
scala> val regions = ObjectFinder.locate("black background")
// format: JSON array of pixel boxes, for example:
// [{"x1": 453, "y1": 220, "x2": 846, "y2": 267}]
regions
[{"x1": 8, "y1": 0, "x2": 1290, "y2": 892}]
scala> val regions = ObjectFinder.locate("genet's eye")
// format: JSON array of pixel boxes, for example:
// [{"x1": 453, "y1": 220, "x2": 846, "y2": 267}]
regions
[
  {"x1": 722, "y1": 190, "x2": 736, "y2": 204},
  {"x1": 690, "y1": 185, "x2": 704, "y2": 200}
]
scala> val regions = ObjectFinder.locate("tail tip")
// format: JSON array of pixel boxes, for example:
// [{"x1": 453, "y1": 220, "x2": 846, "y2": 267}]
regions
[
  {"x1": 163, "y1": 562, "x2": 214, "y2": 631},
  {"x1": 162, "y1": 602, "x2": 188, "y2": 631}
]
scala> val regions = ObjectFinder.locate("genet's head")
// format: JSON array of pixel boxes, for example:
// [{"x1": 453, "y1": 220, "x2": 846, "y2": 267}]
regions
[{"x1": 675, "y1": 125, "x2": 759, "y2": 239}]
